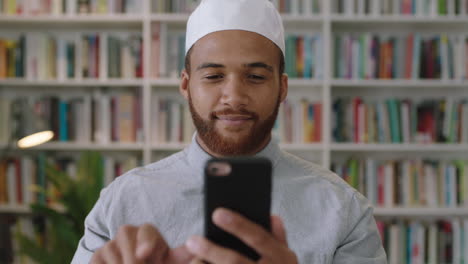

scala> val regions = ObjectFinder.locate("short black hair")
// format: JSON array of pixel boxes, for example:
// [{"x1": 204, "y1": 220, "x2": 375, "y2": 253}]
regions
[{"x1": 184, "y1": 46, "x2": 285, "y2": 76}]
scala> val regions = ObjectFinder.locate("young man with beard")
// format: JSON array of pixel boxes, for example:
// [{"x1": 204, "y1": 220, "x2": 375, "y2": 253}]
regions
[{"x1": 73, "y1": 0, "x2": 387, "y2": 263}]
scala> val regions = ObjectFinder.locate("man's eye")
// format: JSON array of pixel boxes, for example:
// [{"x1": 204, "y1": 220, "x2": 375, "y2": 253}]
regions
[
  {"x1": 249, "y1": 75, "x2": 265, "y2": 80},
  {"x1": 206, "y1": 75, "x2": 223, "y2": 80}
]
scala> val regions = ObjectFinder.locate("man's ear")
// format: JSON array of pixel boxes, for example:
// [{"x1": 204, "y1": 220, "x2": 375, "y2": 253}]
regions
[
  {"x1": 279, "y1": 73, "x2": 288, "y2": 103},
  {"x1": 179, "y1": 69, "x2": 190, "y2": 100}
]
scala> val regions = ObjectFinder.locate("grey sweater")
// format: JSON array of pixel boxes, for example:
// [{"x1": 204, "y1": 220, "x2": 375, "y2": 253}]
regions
[{"x1": 72, "y1": 136, "x2": 387, "y2": 264}]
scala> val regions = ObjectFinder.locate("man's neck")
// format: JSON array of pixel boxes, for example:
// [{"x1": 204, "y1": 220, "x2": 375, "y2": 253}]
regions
[{"x1": 195, "y1": 134, "x2": 272, "y2": 158}]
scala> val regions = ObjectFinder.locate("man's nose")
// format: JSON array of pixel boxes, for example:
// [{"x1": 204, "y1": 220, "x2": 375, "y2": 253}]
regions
[{"x1": 220, "y1": 76, "x2": 249, "y2": 109}]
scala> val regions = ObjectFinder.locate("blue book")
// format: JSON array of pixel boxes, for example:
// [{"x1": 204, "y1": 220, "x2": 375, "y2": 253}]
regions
[
  {"x1": 304, "y1": 36, "x2": 312, "y2": 78},
  {"x1": 59, "y1": 101, "x2": 68, "y2": 142}
]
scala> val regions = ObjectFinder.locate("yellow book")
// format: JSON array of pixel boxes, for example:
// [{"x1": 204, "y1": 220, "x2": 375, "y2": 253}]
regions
[
  {"x1": 97, "y1": 0, "x2": 107, "y2": 13},
  {"x1": 5, "y1": 40, "x2": 15, "y2": 77},
  {"x1": 7, "y1": 0, "x2": 16, "y2": 14},
  {"x1": 0, "y1": 40, "x2": 6, "y2": 78}
]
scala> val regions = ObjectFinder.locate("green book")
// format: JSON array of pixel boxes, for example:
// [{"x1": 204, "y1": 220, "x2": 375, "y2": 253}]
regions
[
  {"x1": 438, "y1": 0, "x2": 447, "y2": 15},
  {"x1": 386, "y1": 99, "x2": 401, "y2": 143},
  {"x1": 285, "y1": 35, "x2": 297, "y2": 78}
]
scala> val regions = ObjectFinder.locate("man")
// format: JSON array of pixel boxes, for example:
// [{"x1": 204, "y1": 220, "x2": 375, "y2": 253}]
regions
[{"x1": 73, "y1": 0, "x2": 387, "y2": 263}]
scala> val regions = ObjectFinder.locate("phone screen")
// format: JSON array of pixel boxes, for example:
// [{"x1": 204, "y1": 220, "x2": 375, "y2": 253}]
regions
[{"x1": 204, "y1": 157, "x2": 272, "y2": 261}]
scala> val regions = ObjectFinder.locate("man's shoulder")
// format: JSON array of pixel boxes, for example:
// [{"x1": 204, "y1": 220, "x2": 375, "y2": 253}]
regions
[{"x1": 277, "y1": 150, "x2": 356, "y2": 195}]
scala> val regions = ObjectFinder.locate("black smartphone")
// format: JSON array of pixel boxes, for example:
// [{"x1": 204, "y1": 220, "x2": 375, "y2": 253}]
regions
[{"x1": 204, "y1": 157, "x2": 272, "y2": 261}]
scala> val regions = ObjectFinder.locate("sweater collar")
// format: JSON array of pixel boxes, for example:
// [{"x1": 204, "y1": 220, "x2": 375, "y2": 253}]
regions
[{"x1": 185, "y1": 133, "x2": 282, "y2": 179}]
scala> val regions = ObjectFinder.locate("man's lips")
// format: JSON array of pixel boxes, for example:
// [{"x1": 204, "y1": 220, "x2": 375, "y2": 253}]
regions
[{"x1": 215, "y1": 115, "x2": 254, "y2": 126}]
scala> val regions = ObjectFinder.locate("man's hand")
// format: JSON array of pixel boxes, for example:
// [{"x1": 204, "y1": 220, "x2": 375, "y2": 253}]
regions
[
  {"x1": 185, "y1": 208, "x2": 298, "y2": 264},
  {"x1": 90, "y1": 223, "x2": 193, "y2": 264}
]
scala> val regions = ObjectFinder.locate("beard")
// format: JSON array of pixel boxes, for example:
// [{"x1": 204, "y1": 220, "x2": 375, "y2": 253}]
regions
[{"x1": 188, "y1": 93, "x2": 281, "y2": 156}]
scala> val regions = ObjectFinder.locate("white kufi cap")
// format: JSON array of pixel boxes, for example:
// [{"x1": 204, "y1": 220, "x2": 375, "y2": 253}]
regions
[{"x1": 185, "y1": 0, "x2": 285, "y2": 56}]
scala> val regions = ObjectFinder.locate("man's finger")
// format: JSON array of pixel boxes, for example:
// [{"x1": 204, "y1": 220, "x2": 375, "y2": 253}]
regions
[
  {"x1": 271, "y1": 215, "x2": 288, "y2": 246},
  {"x1": 212, "y1": 208, "x2": 281, "y2": 257},
  {"x1": 135, "y1": 223, "x2": 168, "y2": 261},
  {"x1": 166, "y1": 245, "x2": 195, "y2": 263},
  {"x1": 185, "y1": 235, "x2": 255, "y2": 264},
  {"x1": 101, "y1": 241, "x2": 123, "y2": 264},
  {"x1": 115, "y1": 225, "x2": 141, "y2": 264}
]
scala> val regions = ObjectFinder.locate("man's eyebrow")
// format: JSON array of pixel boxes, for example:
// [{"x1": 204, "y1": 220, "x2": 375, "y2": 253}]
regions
[
  {"x1": 244, "y1": 62, "x2": 274, "y2": 72},
  {"x1": 196, "y1": 63, "x2": 225, "y2": 71}
]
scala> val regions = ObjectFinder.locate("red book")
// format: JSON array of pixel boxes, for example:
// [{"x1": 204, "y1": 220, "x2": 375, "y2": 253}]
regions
[
  {"x1": 14, "y1": 159, "x2": 22, "y2": 204},
  {"x1": 405, "y1": 34, "x2": 414, "y2": 79},
  {"x1": 377, "y1": 165, "x2": 385, "y2": 206}
]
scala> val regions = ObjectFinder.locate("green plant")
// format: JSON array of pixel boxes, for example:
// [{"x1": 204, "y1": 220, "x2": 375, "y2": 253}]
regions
[{"x1": 15, "y1": 151, "x2": 104, "y2": 264}]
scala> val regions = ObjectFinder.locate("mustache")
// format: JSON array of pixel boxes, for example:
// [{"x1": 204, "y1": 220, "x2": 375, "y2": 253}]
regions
[{"x1": 210, "y1": 108, "x2": 259, "y2": 120}]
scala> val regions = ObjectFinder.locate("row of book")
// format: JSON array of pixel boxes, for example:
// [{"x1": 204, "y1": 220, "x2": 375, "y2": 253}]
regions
[
  {"x1": 150, "y1": 0, "x2": 322, "y2": 14},
  {"x1": 334, "y1": 33, "x2": 468, "y2": 80},
  {"x1": 0, "y1": 0, "x2": 142, "y2": 15},
  {"x1": 332, "y1": 97, "x2": 468, "y2": 144},
  {"x1": 150, "y1": 95, "x2": 195, "y2": 144},
  {"x1": 377, "y1": 219, "x2": 468, "y2": 264},
  {"x1": 285, "y1": 33, "x2": 323, "y2": 79},
  {"x1": 273, "y1": 98, "x2": 322, "y2": 143},
  {"x1": 1, "y1": 216, "x2": 37, "y2": 264},
  {"x1": 151, "y1": 24, "x2": 185, "y2": 78},
  {"x1": 331, "y1": 158, "x2": 468, "y2": 208},
  {"x1": 0, "y1": 154, "x2": 140, "y2": 206},
  {"x1": 150, "y1": 25, "x2": 324, "y2": 79},
  {"x1": 0, "y1": 32, "x2": 143, "y2": 80},
  {"x1": 335, "y1": 0, "x2": 468, "y2": 16},
  {"x1": 0, "y1": 90, "x2": 144, "y2": 144}
]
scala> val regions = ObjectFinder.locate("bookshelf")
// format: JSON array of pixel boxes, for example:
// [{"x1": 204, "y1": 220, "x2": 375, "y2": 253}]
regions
[{"x1": 1, "y1": 0, "x2": 468, "y2": 261}]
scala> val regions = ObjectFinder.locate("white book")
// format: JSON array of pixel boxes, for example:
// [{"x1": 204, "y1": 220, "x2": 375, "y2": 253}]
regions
[
  {"x1": 462, "y1": 0, "x2": 467, "y2": 16},
  {"x1": 151, "y1": 94, "x2": 160, "y2": 144},
  {"x1": 429, "y1": 0, "x2": 437, "y2": 16},
  {"x1": 291, "y1": 0, "x2": 299, "y2": 15},
  {"x1": 365, "y1": 158, "x2": 376, "y2": 204},
  {"x1": 100, "y1": 32, "x2": 108, "y2": 80},
  {"x1": 416, "y1": 0, "x2": 424, "y2": 16},
  {"x1": 303, "y1": 0, "x2": 312, "y2": 15},
  {"x1": 121, "y1": 41, "x2": 134, "y2": 79},
  {"x1": 384, "y1": 162, "x2": 394, "y2": 207},
  {"x1": 159, "y1": 23, "x2": 168, "y2": 77},
  {"x1": 293, "y1": 100, "x2": 302, "y2": 143},
  {"x1": 57, "y1": 37, "x2": 67, "y2": 81},
  {"x1": 464, "y1": 220, "x2": 468, "y2": 259},
  {"x1": 7, "y1": 162, "x2": 16, "y2": 205},
  {"x1": 170, "y1": 101, "x2": 181, "y2": 143},
  {"x1": 417, "y1": 222, "x2": 425, "y2": 264},
  {"x1": 448, "y1": 0, "x2": 455, "y2": 16},
  {"x1": 424, "y1": 163, "x2": 438, "y2": 207},
  {"x1": 25, "y1": 33, "x2": 37, "y2": 80},
  {"x1": 75, "y1": 33, "x2": 83, "y2": 80},
  {"x1": 452, "y1": 220, "x2": 461, "y2": 264},
  {"x1": 448, "y1": 164, "x2": 457, "y2": 207},
  {"x1": 315, "y1": 34, "x2": 324, "y2": 79},
  {"x1": 345, "y1": 0, "x2": 354, "y2": 15},
  {"x1": 66, "y1": 0, "x2": 77, "y2": 15},
  {"x1": 402, "y1": 160, "x2": 411, "y2": 206},
  {"x1": 108, "y1": 0, "x2": 115, "y2": 13},
  {"x1": 104, "y1": 156, "x2": 115, "y2": 186},
  {"x1": 392, "y1": 0, "x2": 400, "y2": 15},
  {"x1": 453, "y1": 35, "x2": 463, "y2": 80},
  {"x1": 440, "y1": 34, "x2": 450, "y2": 80},
  {"x1": 370, "y1": 0, "x2": 380, "y2": 16},
  {"x1": 52, "y1": 0, "x2": 62, "y2": 15},
  {"x1": 388, "y1": 224, "x2": 400, "y2": 264},
  {"x1": 428, "y1": 222, "x2": 438, "y2": 264},
  {"x1": 21, "y1": 156, "x2": 33, "y2": 205},
  {"x1": 82, "y1": 94, "x2": 92, "y2": 142},
  {"x1": 352, "y1": 36, "x2": 359, "y2": 79},
  {"x1": 357, "y1": 0, "x2": 365, "y2": 15},
  {"x1": 365, "y1": 33, "x2": 373, "y2": 79}
]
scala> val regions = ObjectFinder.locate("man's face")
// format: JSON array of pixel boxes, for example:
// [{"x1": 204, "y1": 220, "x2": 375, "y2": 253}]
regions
[{"x1": 180, "y1": 30, "x2": 288, "y2": 156}]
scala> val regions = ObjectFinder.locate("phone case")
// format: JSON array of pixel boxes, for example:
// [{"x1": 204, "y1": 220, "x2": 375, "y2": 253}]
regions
[{"x1": 204, "y1": 157, "x2": 272, "y2": 261}]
